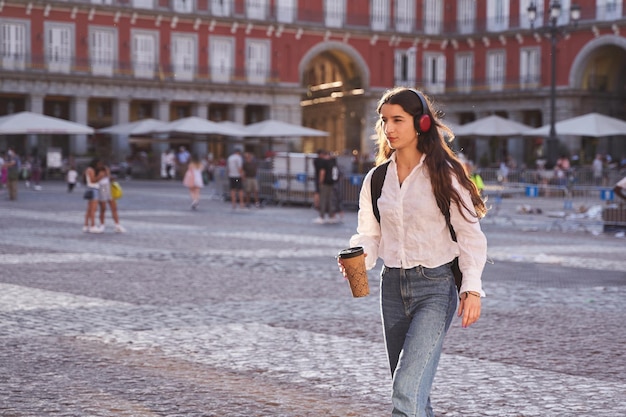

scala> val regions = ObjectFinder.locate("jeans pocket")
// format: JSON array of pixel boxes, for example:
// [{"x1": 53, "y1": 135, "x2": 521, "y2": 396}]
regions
[{"x1": 420, "y1": 264, "x2": 451, "y2": 281}]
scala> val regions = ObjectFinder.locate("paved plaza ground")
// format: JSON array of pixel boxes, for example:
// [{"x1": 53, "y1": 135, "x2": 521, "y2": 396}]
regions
[{"x1": 0, "y1": 179, "x2": 625, "y2": 417}]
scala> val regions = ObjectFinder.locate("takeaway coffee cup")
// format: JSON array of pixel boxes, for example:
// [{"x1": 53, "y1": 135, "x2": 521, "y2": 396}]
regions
[{"x1": 338, "y1": 246, "x2": 369, "y2": 297}]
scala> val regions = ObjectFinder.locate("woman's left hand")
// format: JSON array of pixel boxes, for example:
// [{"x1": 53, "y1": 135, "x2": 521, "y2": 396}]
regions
[{"x1": 457, "y1": 292, "x2": 481, "y2": 328}]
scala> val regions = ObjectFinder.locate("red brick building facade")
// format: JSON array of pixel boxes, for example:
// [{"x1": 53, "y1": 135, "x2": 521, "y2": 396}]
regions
[{"x1": 0, "y1": 0, "x2": 624, "y2": 169}]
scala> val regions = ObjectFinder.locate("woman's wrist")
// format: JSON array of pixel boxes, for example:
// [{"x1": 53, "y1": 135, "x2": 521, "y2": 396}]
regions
[{"x1": 462, "y1": 291, "x2": 481, "y2": 300}]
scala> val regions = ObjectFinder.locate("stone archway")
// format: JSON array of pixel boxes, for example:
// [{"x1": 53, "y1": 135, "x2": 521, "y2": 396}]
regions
[
  {"x1": 569, "y1": 35, "x2": 626, "y2": 162},
  {"x1": 570, "y1": 35, "x2": 626, "y2": 99},
  {"x1": 299, "y1": 42, "x2": 370, "y2": 156}
]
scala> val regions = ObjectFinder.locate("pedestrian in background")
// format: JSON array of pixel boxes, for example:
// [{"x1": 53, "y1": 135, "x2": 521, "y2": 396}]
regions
[
  {"x1": 66, "y1": 165, "x2": 78, "y2": 192},
  {"x1": 183, "y1": 154, "x2": 205, "y2": 210},
  {"x1": 5, "y1": 148, "x2": 20, "y2": 201},
  {"x1": 340, "y1": 87, "x2": 487, "y2": 417},
  {"x1": 313, "y1": 149, "x2": 325, "y2": 210},
  {"x1": 315, "y1": 151, "x2": 339, "y2": 224},
  {"x1": 227, "y1": 148, "x2": 245, "y2": 210},
  {"x1": 83, "y1": 158, "x2": 104, "y2": 233},
  {"x1": 243, "y1": 152, "x2": 260, "y2": 208},
  {"x1": 96, "y1": 160, "x2": 126, "y2": 233}
]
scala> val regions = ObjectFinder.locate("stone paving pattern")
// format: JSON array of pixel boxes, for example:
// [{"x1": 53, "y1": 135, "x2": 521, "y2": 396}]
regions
[{"x1": 0, "y1": 180, "x2": 625, "y2": 417}]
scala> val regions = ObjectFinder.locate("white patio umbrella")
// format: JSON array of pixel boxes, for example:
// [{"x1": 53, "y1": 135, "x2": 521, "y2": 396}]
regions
[
  {"x1": 152, "y1": 116, "x2": 246, "y2": 136},
  {"x1": 217, "y1": 120, "x2": 250, "y2": 136},
  {"x1": 522, "y1": 112, "x2": 626, "y2": 137},
  {"x1": 243, "y1": 119, "x2": 329, "y2": 137},
  {"x1": 0, "y1": 111, "x2": 94, "y2": 135},
  {"x1": 454, "y1": 115, "x2": 532, "y2": 137},
  {"x1": 98, "y1": 118, "x2": 167, "y2": 136}
]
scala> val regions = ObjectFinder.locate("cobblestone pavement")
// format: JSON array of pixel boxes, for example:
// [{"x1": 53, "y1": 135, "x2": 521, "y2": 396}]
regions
[{"x1": 0, "y1": 181, "x2": 625, "y2": 417}]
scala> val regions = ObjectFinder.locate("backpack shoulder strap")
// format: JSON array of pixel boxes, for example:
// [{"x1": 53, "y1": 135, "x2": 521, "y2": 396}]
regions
[{"x1": 370, "y1": 161, "x2": 390, "y2": 223}]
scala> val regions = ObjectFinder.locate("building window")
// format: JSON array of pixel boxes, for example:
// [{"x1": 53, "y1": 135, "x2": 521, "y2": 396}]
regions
[
  {"x1": 455, "y1": 53, "x2": 473, "y2": 93},
  {"x1": 246, "y1": 39, "x2": 270, "y2": 85},
  {"x1": 247, "y1": 0, "x2": 267, "y2": 20},
  {"x1": 276, "y1": 0, "x2": 296, "y2": 23},
  {"x1": 457, "y1": 0, "x2": 476, "y2": 34},
  {"x1": 520, "y1": 47, "x2": 540, "y2": 89},
  {"x1": 325, "y1": 0, "x2": 345, "y2": 28},
  {"x1": 45, "y1": 23, "x2": 73, "y2": 74},
  {"x1": 371, "y1": 0, "x2": 388, "y2": 31},
  {"x1": 210, "y1": 36, "x2": 234, "y2": 83},
  {"x1": 394, "y1": 48, "x2": 416, "y2": 86},
  {"x1": 211, "y1": 0, "x2": 233, "y2": 17},
  {"x1": 172, "y1": 34, "x2": 196, "y2": 81},
  {"x1": 556, "y1": 0, "x2": 573, "y2": 25},
  {"x1": 90, "y1": 27, "x2": 116, "y2": 77},
  {"x1": 172, "y1": 0, "x2": 193, "y2": 13},
  {"x1": 423, "y1": 53, "x2": 446, "y2": 94},
  {"x1": 487, "y1": 0, "x2": 509, "y2": 32},
  {"x1": 597, "y1": 0, "x2": 623, "y2": 21},
  {"x1": 91, "y1": 0, "x2": 113, "y2": 5},
  {"x1": 519, "y1": 0, "x2": 544, "y2": 29},
  {"x1": 0, "y1": 20, "x2": 27, "y2": 71},
  {"x1": 395, "y1": 0, "x2": 414, "y2": 32},
  {"x1": 487, "y1": 50, "x2": 505, "y2": 91},
  {"x1": 132, "y1": 31, "x2": 157, "y2": 79},
  {"x1": 424, "y1": 0, "x2": 442, "y2": 34},
  {"x1": 132, "y1": 0, "x2": 154, "y2": 9}
]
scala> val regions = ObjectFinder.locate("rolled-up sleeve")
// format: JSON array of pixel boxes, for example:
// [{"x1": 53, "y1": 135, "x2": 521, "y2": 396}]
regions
[
  {"x1": 348, "y1": 170, "x2": 381, "y2": 270},
  {"x1": 450, "y1": 181, "x2": 488, "y2": 296}
]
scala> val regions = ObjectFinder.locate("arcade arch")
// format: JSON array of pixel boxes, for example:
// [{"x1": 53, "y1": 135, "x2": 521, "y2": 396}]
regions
[{"x1": 299, "y1": 42, "x2": 370, "y2": 158}]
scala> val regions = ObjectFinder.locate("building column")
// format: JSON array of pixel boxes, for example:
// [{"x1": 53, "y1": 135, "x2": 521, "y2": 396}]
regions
[
  {"x1": 191, "y1": 103, "x2": 209, "y2": 157},
  {"x1": 508, "y1": 111, "x2": 525, "y2": 168},
  {"x1": 194, "y1": 102, "x2": 209, "y2": 119},
  {"x1": 26, "y1": 94, "x2": 45, "y2": 155},
  {"x1": 71, "y1": 96, "x2": 89, "y2": 156},
  {"x1": 113, "y1": 98, "x2": 131, "y2": 160},
  {"x1": 152, "y1": 100, "x2": 171, "y2": 156}
]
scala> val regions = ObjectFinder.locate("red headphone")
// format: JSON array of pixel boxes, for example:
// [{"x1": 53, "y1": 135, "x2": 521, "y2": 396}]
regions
[{"x1": 409, "y1": 89, "x2": 432, "y2": 134}]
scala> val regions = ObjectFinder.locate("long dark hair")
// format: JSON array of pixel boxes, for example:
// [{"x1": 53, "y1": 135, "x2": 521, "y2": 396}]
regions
[{"x1": 374, "y1": 87, "x2": 487, "y2": 220}]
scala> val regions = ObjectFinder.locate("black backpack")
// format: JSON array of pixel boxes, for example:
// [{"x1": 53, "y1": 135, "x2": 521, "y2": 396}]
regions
[{"x1": 369, "y1": 161, "x2": 462, "y2": 293}]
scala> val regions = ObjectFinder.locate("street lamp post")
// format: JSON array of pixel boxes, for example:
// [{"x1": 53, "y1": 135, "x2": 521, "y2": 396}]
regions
[{"x1": 528, "y1": 1, "x2": 581, "y2": 166}]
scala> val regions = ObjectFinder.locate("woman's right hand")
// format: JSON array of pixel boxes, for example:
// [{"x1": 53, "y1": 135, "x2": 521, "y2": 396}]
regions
[{"x1": 337, "y1": 253, "x2": 366, "y2": 279}]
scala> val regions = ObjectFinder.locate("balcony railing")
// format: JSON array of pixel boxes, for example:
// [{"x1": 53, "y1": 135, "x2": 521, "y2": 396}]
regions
[{"x1": 0, "y1": 54, "x2": 280, "y2": 86}]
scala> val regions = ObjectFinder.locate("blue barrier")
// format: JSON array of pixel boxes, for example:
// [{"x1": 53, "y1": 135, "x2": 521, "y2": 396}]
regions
[
  {"x1": 525, "y1": 185, "x2": 539, "y2": 197},
  {"x1": 350, "y1": 175, "x2": 363, "y2": 186},
  {"x1": 600, "y1": 188, "x2": 614, "y2": 201}
]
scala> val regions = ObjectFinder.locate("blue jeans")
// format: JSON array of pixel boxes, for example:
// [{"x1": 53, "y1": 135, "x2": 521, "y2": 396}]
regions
[{"x1": 381, "y1": 263, "x2": 458, "y2": 417}]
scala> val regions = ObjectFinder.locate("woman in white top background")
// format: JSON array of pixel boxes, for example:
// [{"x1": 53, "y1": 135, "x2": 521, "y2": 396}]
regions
[
  {"x1": 342, "y1": 87, "x2": 487, "y2": 417},
  {"x1": 184, "y1": 154, "x2": 205, "y2": 210}
]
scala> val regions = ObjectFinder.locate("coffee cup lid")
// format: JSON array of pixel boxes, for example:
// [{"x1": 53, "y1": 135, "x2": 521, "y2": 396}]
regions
[{"x1": 337, "y1": 246, "x2": 364, "y2": 259}]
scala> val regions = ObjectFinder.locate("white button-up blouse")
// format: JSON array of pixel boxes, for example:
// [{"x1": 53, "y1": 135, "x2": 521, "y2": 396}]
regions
[{"x1": 349, "y1": 153, "x2": 488, "y2": 296}]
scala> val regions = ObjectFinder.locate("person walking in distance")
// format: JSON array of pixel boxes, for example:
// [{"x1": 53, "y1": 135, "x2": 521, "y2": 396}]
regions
[
  {"x1": 184, "y1": 154, "x2": 205, "y2": 210},
  {"x1": 227, "y1": 148, "x2": 245, "y2": 210},
  {"x1": 339, "y1": 87, "x2": 487, "y2": 417},
  {"x1": 315, "y1": 151, "x2": 339, "y2": 224},
  {"x1": 243, "y1": 152, "x2": 261, "y2": 208}
]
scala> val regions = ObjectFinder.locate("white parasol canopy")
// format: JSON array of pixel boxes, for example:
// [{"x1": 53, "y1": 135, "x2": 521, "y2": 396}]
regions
[
  {"x1": 522, "y1": 112, "x2": 626, "y2": 137},
  {"x1": 454, "y1": 115, "x2": 532, "y2": 137},
  {"x1": 217, "y1": 120, "x2": 250, "y2": 136},
  {"x1": 243, "y1": 119, "x2": 329, "y2": 137},
  {"x1": 152, "y1": 116, "x2": 247, "y2": 136},
  {"x1": 0, "y1": 111, "x2": 94, "y2": 135},
  {"x1": 98, "y1": 118, "x2": 167, "y2": 136}
]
